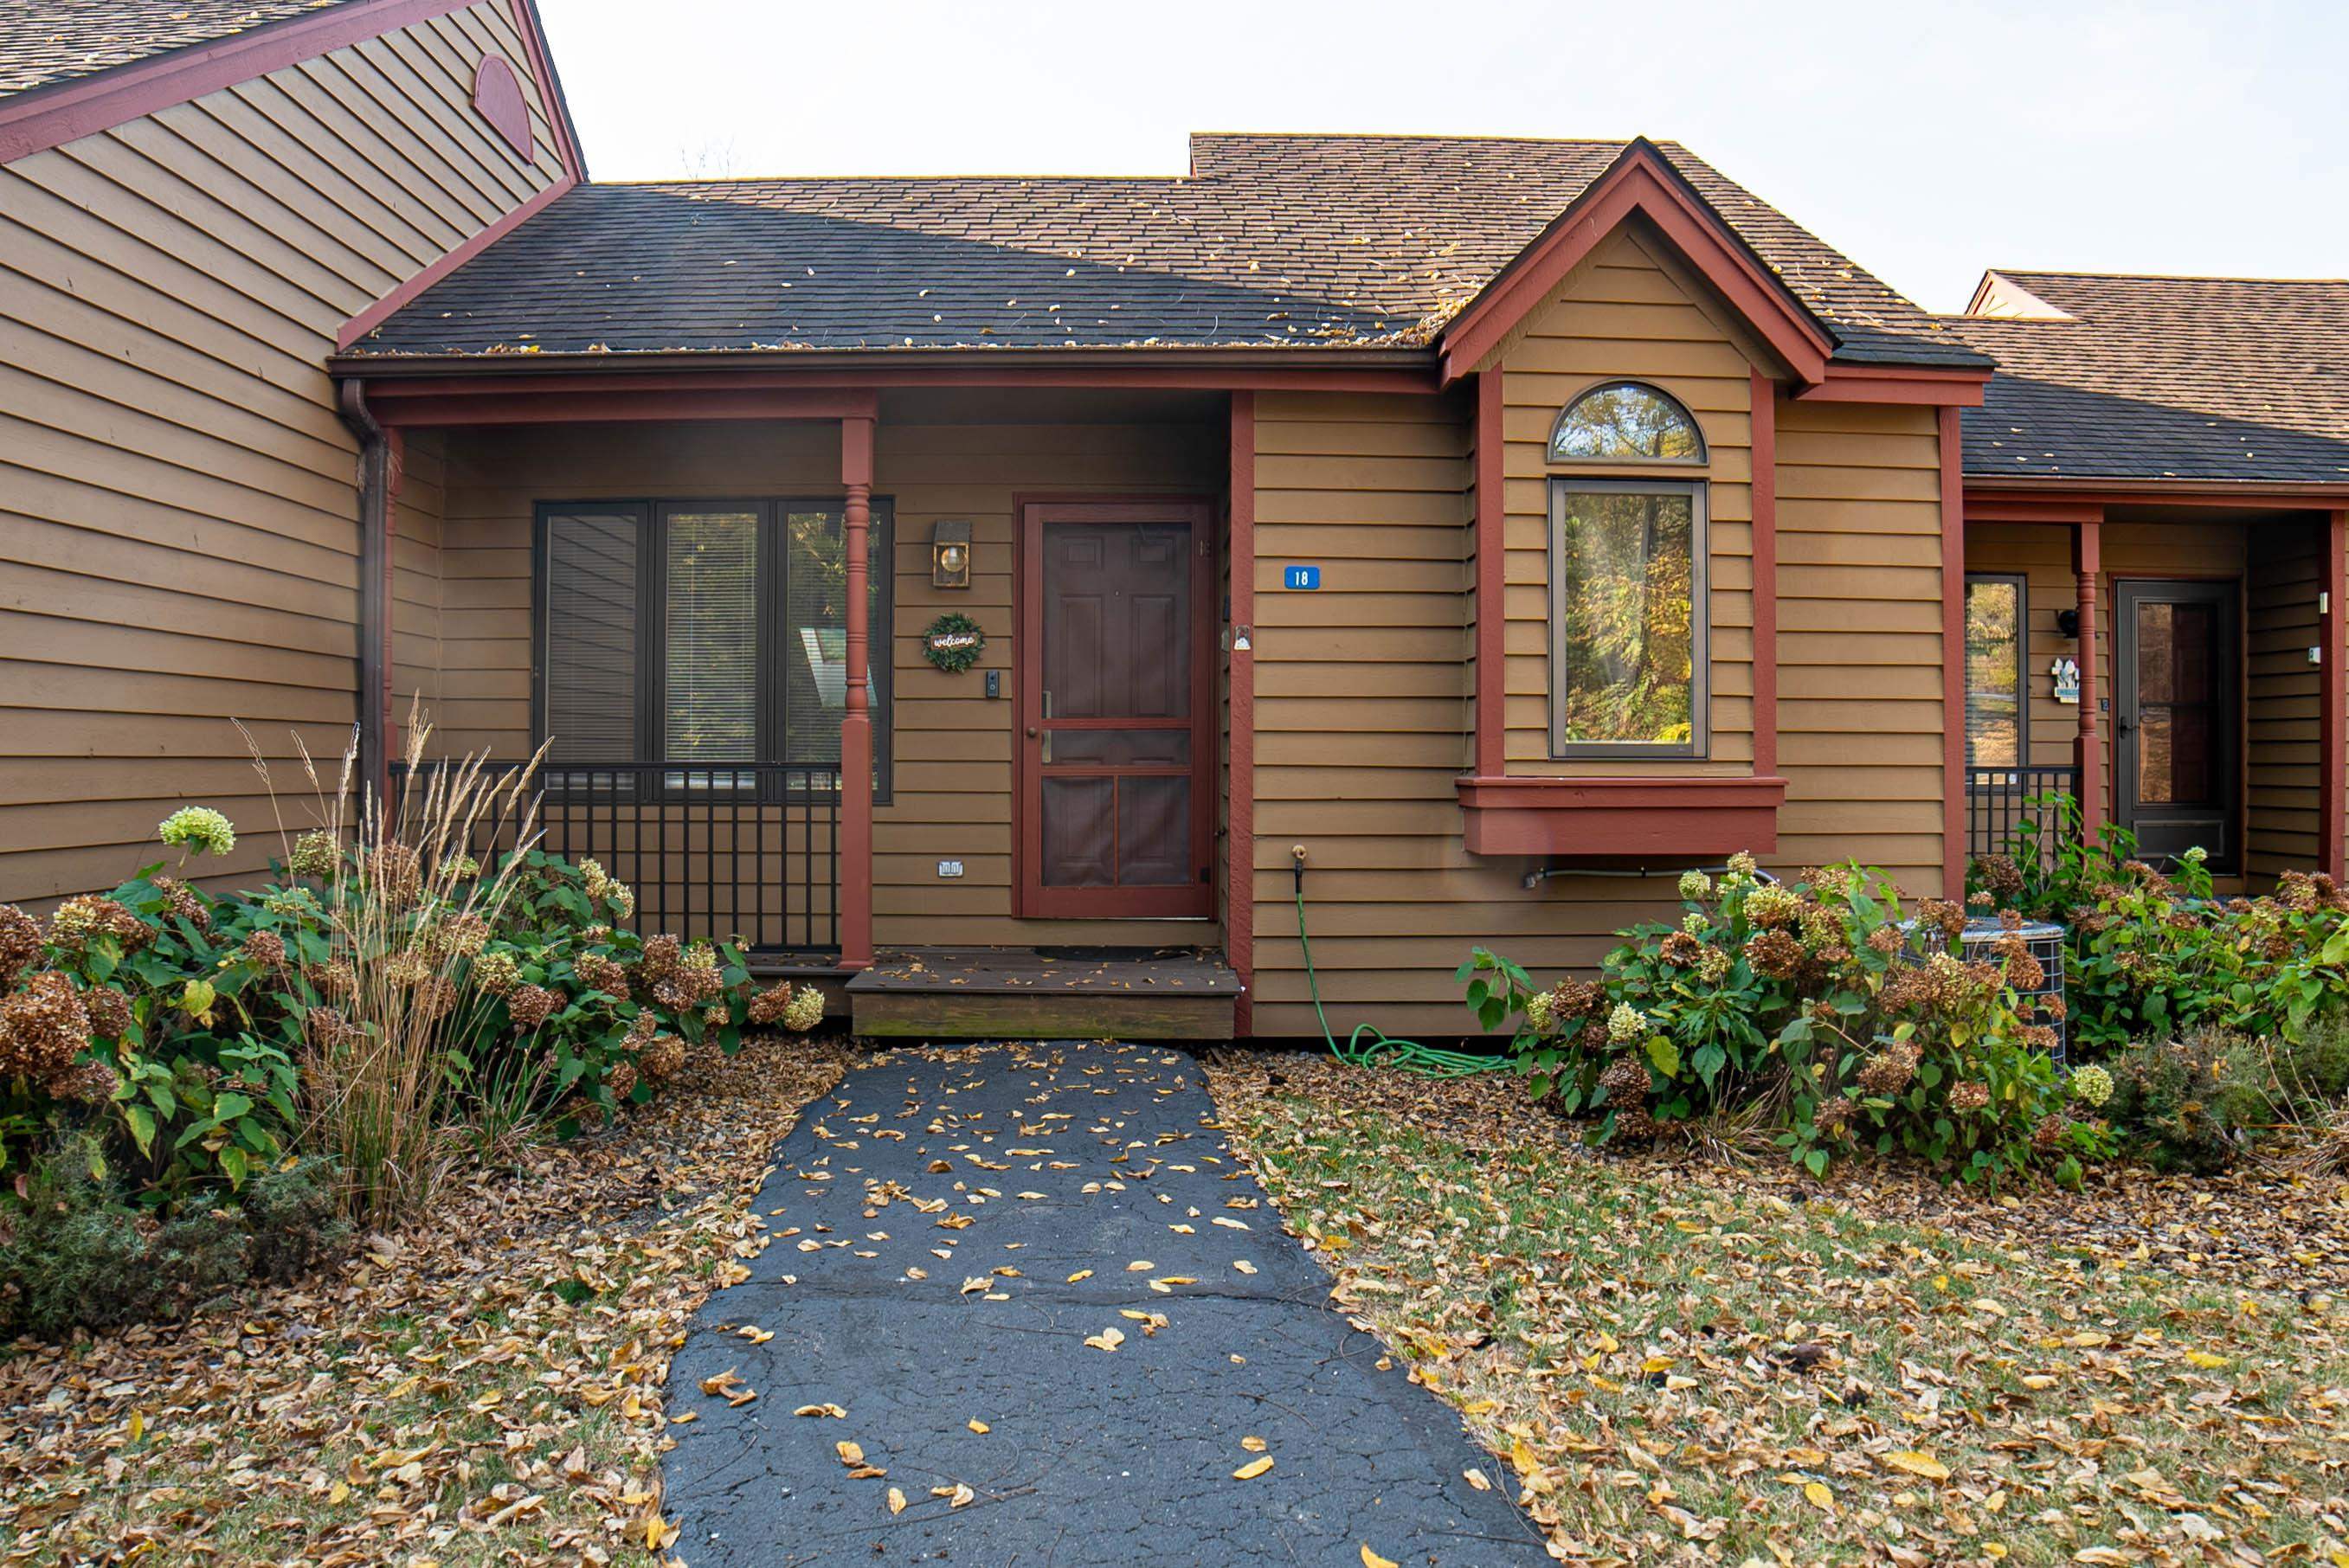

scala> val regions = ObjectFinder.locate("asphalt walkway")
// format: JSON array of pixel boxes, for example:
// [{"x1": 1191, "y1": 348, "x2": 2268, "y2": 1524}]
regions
[{"x1": 665, "y1": 1041, "x2": 1553, "y2": 1567}]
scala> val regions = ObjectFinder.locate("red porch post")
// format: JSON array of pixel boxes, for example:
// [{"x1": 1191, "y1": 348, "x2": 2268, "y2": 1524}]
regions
[
  {"x1": 1938, "y1": 407, "x2": 1966, "y2": 896},
  {"x1": 2323, "y1": 510, "x2": 2347, "y2": 881},
  {"x1": 1472, "y1": 370, "x2": 1505, "y2": 779},
  {"x1": 2074, "y1": 514, "x2": 2105, "y2": 842},
  {"x1": 839, "y1": 415, "x2": 876, "y2": 970}
]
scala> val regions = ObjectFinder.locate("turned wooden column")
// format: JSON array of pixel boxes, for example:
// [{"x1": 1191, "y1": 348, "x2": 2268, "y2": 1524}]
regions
[
  {"x1": 839, "y1": 414, "x2": 876, "y2": 970},
  {"x1": 2074, "y1": 514, "x2": 2104, "y2": 842}
]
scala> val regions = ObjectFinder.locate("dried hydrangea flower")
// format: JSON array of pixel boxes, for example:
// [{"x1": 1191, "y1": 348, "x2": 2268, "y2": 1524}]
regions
[
  {"x1": 471, "y1": 948, "x2": 521, "y2": 996},
  {"x1": 158, "y1": 806, "x2": 236, "y2": 858},
  {"x1": 264, "y1": 886, "x2": 323, "y2": 923},
  {"x1": 1696, "y1": 947, "x2": 1732, "y2": 983},
  {"x1": 1606, "y1": 1001, "x2": 1647, "y2": 1044},
  {"x1": 638, "y1": 1033, "x2": 686, "y2": 1081},
  {"x1": 747, "y1": 980, "x2": 796, "y2": 1025},
  {"x1": 782, "y1": 984, "x2": 825, "y2": 1033},
  {"x1": 1744, "y1": 884, "x2": 1802, "y2": 929},
  {"x1": 365, "y1": 842, "x2": 422, "y2": 903},
  {"x1": 1677, "y1": 869, "x2": 1712, "y2": 901},
  {"x1": 1681, "y1": 910, "x2": 1708, "y2": 937},
  {"x1": 48, "y1": 1057, "x2": 120, "y2": 1104},
  {"x1": 576, "y1": 953, "x2": 629, "y2": 1000},
  {"x1": 604, "y1": 1060, "x2": 638, "y2": 1102},
  {"x1": 1726, "y1": 851, "x2": 1758, "y2": 878},
  {"x1": 287, "y1": 830, "x2": 342, "y2": 881},
  {"x1": 0, "y1": 904, "x2": 39, "y2": 986},
  {"x1": 505, "y1": 982, "x2": 558, "y2": 1031},
  {"x1": 1521, "y1": 989, "x2": 1555, "y2": 1035},
  {"x1": 1947, "y1": 1080, "x2": 1992, "y2": 1115},
  {"x1": 441, "y1": 911, "x2": 491, "y2": 957},
  {"x1": 150, "y1": 875, "x2": 212, "y2": 931},
  {"x1": 0, "y1": 971, "x2": 92, "y2": 1080},
  {"x1": 240, "y1": 930, "x2": 288, "y2": 969},
  {"x1": 49, "y1": 895, "x2": 151, "y2": 950},
  {"x1": 81, "y1": 985, "x2": 133, "y2": 1041}
]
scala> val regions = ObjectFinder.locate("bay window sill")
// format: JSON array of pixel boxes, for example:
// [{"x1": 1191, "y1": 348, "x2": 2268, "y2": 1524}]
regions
[{"x1": 1455, "y1": 774, "x2": 1786, "y2": 857}]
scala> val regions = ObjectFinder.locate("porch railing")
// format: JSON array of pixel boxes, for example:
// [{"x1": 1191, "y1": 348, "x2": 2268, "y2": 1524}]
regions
[
  {"x1": 389, "y1": 761, "x2": 842, "y2": 955},
  {"x1": 1964, "y1": 765, "x2": 2081, "y2": 862}
]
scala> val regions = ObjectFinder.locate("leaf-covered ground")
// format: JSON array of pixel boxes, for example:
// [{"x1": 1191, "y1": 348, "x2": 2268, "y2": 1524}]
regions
[
  {"x1": 1210, "y1": 1051, "x2": 2349, "y2": 1567},
  {"x1": 0, "y1": 1033, "x2": 851, "y2": 1566}
]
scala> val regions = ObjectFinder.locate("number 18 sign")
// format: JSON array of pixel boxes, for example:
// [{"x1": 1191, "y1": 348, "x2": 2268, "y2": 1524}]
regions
[{"x1": 1283, "y1": 564, "x2": 1322, "y2": 590}]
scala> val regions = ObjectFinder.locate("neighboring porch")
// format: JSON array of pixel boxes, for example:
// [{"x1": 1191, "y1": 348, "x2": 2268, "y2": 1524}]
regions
[{"x1": 1961, "y1": 496, "x2": 2349, "y2": 884}]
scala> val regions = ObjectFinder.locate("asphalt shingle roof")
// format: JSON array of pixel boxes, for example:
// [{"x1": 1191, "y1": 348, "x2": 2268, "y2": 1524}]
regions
[
  {"x1": 1952, "y1": 271, "x2": 2349, "y2": 485},
  {"x1": 348, "y1": 133, "x2": 1988, "y2": 367},
  {"x1": 0, "y1": 0, "x2": 360, "y2": 97}
]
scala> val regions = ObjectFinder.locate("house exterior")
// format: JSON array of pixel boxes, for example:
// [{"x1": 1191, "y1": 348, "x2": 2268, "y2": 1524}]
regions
[{"x1": 3, "y1": 5, "x2": 2343, "y2": 1040}]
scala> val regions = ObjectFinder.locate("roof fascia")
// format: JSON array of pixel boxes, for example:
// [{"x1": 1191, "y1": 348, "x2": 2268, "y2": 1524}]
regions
[
  {"x1": 0, "y1": 0, "x2": 482, "y2": 164},
  {"x1": 1798, "y1": 363, "x2": 1990, "y2": 407},
  {"x1": 1436, "y1": 140, "x2": 1835, "y2": 388},
  {"x1": 1966, "y1": 478, "x2": 2349, "y2": 509}
]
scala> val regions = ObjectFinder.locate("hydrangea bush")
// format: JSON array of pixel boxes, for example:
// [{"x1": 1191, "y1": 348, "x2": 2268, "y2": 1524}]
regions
[
  {"x1": 0, "y1": 813, "x2": 830, "y2": 1206},
  {"x1": 1464, "y1": 854, "x2": 2086, "y2": 1182},
  {"x1": 1974, "y1": 796, "x2": 2349, "y2": 1048}
]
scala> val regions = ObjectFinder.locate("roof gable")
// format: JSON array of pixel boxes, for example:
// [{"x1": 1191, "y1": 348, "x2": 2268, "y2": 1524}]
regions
[
  {"x1": 0, "y1": 0, "x2": 582, "y2": 171},
  {"x1": 1437, "y1": 138, "x2": 1831, "y2": 386}
]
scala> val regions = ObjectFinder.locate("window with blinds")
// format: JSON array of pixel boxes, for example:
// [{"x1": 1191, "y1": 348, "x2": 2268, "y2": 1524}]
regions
[
  {"x1": 535, "y1": 499, "x2": 891, "y2": 796},
  {"x1": 1964, "y1": 574, "x2": 2027, "y2": 770}
]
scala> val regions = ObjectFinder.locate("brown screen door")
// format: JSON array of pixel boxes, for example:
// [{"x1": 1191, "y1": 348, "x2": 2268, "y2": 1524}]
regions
[
  {"x1": 2114, "y1": 578, "x2": 2238, "y2": 868},
  {"x1": 1016, "y1": 500, "x2": 1213, "y2": 919}
]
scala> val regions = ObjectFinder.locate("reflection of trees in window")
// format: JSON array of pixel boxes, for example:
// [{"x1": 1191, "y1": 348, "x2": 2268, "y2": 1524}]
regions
[
  {"x1": 1551, "y1": 381, "x2": 1706, "y2": 462},
  {"x1": 1556, "y1": 489, "x2": 1696, "y2": 744},
  {"x1": 1963, "y1": 575, "x2": 2024, "y2": 768}
]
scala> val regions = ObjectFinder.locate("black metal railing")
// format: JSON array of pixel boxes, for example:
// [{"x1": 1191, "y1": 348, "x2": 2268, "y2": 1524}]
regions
[
  {"x1": 389, "y1": 761, "x2": 842, "y2": 954},
  {"x1": 1964, "y1": 765, "x2": 2082, "y2": 862}
]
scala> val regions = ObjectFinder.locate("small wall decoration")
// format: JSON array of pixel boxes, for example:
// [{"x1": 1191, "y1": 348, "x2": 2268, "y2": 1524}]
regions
[
  {"x1": 471, "y1": 56, "x2": 532, "y2": 160},
  {"x1": 2050, "y1": 655, "x2": 2080, "y2": 704},
  {"x1": 922, "y1": 612, "x2": 986, "y2": 673}
]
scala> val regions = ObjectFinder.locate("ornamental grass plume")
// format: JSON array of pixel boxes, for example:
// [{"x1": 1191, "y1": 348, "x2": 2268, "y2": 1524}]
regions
[{"x1": 235, "y1": 705, "x2": 549, "y2": 1225}]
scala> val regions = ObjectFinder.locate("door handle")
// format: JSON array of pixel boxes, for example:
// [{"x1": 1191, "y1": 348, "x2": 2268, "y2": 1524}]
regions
[{"x1": 1026, "y1": 726, "x2": 1039, "y2": 737}]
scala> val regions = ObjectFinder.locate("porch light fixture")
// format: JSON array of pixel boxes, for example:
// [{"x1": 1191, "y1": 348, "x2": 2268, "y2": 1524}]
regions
[{"x1": 931, "y1": 520, "x2": 973, "y2": 588}]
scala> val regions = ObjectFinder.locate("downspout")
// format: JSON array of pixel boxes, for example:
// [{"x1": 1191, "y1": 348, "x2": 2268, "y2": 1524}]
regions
[{"x1": 338, "y1": 380, "x2": 399, "y2": 812}]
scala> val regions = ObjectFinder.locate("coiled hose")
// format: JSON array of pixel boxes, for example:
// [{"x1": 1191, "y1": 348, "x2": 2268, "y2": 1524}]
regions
[{"x1": 1292, "y1": 863, "x2": 1510, "y2": 1078}]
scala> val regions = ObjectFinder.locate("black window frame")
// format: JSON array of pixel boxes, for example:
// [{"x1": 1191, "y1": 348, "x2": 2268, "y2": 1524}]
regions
[
  {"x1": 1963, "y1": 571, "x2": 2030, "y2": 773},
  {"x1": 531, "y1": 497, "x2": 894, "y2": 804}
]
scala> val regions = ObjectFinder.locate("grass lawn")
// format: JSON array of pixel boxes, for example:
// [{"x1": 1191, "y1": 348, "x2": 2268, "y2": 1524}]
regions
[
  {"x1": 1213, "y1": 1052, "x2": 2349, "y2": 1567},
  {"x1": 0, "y1": 1035, "x2": 850, "y2": 1567}
]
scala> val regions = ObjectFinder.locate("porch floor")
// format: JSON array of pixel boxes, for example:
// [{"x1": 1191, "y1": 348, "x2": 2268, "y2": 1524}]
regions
[{"x1": 846, "y1": 946, "x2": 1242, "y2": 1041}]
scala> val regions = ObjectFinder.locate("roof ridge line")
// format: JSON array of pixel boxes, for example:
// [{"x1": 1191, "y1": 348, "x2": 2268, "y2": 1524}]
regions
[{"x1": 1994, "y1": 267, "x2": 2349, "y2": 286}]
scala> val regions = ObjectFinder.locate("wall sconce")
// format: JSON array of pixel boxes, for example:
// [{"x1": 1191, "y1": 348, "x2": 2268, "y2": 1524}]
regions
[
  {"x1": 930, "y1": 520, "x2": 972, "y2": 588},
  {"x1": 2056, "y1": 608, "x2": 2080, "y2": 639}
]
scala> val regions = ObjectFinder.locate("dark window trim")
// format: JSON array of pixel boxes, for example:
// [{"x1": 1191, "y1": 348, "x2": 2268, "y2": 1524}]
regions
[
  {"x1": 531, "y1": 497, "x2": 894, "y2": 804},
  {"x1": 1546, "y1": 476, "x2": 1711, "y2": 760},
  {"x1": 1963, "y1": 571, "x2": 2030, "y2": 771}
]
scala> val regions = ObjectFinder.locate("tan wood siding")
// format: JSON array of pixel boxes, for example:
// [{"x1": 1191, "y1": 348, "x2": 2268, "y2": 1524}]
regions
[
  {"x1": 1770, "y1": 400, "x2": 1949, "y2": 890},
  {"x1": 0, "y1": 1, "x2": 563, "y2": 903},
  {"x1": 437, "y1": 407, "x2": 1224, "y2": 950},
  {"x1": 2247, "y1": 520, "x2": 2323, "y2": 881},
  {"x1": 1496, "y1": 227, "x2": 1755, "y2": 775}
]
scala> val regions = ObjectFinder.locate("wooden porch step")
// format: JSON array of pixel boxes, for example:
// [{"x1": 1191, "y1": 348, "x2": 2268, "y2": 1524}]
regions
[{"x1": 846, "y1": 946, "x2": 1240, "y2": 1041}]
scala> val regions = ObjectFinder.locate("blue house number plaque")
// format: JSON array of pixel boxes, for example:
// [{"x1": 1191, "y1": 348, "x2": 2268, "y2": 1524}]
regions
[{"x1": 1284, "y1": 564, "x2": 1322, "y2": 589}]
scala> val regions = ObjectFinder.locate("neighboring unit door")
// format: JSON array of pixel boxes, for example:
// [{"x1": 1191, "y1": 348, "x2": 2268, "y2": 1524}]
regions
[
  {"x1": 2114, "y1": 578, "x2": 2239, "y2": 868},
  {"x1": 1016, "y1": 500, "x2": 1214, "y2": 919}
]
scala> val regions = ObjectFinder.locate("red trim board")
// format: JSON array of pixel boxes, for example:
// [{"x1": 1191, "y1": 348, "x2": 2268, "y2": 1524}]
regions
[
  {"x1": 1749, "y1": 370, "x2": 1779, "y2": 781},
  {"x1": 1939, "y1": 405, "x2": 1967, "y2": 896},
  {"x1": 1456, "y1": 776, "x2": 1786, "y2": 857},
  {"x1": 1472, "y1": 370, "x2": 1506, "y2": 777},
  {"x1": 2325, "y1": 511, "x2": 2348, "y2": 881},
  {"x1": 1437, "y1": 141, "x2": 1834, "y2": 388},
  {"x1": 1226, "y1": 394, "x2": 1258, "y2": 1037}
]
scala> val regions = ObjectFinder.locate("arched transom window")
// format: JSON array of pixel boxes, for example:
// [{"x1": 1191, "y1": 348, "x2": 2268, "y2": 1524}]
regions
[
  {"x1": 1548, "y1": 379, "x2": 1707, "y2": 463},
  {"x1": 1546, "y1": 380, "x2": 1710, "y2": 757}
]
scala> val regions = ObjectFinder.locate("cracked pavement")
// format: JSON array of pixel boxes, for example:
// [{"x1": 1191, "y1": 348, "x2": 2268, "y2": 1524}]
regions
[{"x1": 665, "y1": 1041, "x2": 1554, "y2": 1567}]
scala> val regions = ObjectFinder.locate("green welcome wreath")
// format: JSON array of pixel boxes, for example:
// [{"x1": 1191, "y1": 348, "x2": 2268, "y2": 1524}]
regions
[{"x1": 920, "y1": 611, "x2": 987, "y2": 673}]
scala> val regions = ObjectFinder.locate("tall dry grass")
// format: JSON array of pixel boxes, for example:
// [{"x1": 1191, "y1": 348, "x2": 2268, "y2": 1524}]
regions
[{"x1": 242, "y1": 706, "x2": 549, "y2": 1225}]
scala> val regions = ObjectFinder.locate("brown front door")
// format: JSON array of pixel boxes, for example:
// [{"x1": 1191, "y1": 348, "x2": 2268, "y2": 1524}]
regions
[
  {"x1": 2114, "y1": 578, "x2": 2239, "y2": 868},
  {"x1": 1015, "y1": 500, "x2": 1213, "y2": 919}
]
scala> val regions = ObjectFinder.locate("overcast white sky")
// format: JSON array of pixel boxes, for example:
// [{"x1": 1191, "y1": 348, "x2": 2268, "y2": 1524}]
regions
[{"x1": 537, "y1": 0, "x2": 2346, "y2": 315}]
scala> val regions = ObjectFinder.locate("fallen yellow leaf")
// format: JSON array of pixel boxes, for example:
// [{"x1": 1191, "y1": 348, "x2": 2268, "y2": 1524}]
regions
[
  {"x1": 887, "y1": 1487, "x2": 907, "y2": 1515},
  {"x1": 1232, "y1": 1456, "x2": 1275, "y2": 1480},
  {"x1": 1240, "y1": 1435, "x2": 1267, "y2": 1453},
  {"x1": 1084, "y1": 1327, "x2": 1126, "y2": 1353},
  {"x1": 968, "y1": 1418, "x2": 990, "y2": 1434},
  {"x1": 836, "y1": 1441, "x2": 865, "y2": 1465},
  {"x1": 1882, "y1": 1450, "x2": 1950, "y2": 1481},
  {"x1": 1804, "y1": 1481, "x2": 1833, "y2": 1509},
  {"x1": 1362, "y1": 1547, "x2": 1399, "y2": 1568}
]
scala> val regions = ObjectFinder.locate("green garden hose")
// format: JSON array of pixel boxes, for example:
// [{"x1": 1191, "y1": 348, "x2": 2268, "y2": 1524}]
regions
[{"x1": 1291, "y1": 864, "x2": 1511, "y2": 1078}]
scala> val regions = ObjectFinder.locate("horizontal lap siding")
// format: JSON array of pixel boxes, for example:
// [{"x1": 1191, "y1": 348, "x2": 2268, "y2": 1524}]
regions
[
  {"x1": 0, "y1": 0, "x2": 564, "y2": 904},
  {"x1": 1774, "y1": 401, "x2": 1948, "y2": 891},
  {"x1": 1497, "y1": 228, "x2": 1755, "y2": 775},
  {"x1": 437, "y1": 413, "x2": 1224, "y2": 950},
  {"x1": 2247, "y1": 521, "x2": 2320, "y2": 882}
]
